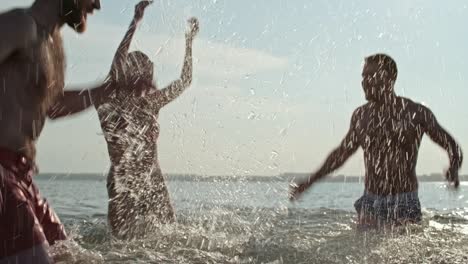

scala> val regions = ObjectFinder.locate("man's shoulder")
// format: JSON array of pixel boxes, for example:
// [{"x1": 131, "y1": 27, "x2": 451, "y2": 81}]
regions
[
  {"x1": 398, "y1": 96, "x2": 430, "y2": 112},
  {"x1": 397, "y1": 97, "x2": 436, "y2": 126},
  {"x1": 353, "y1": 103, "x2": 370, "y2": 115},
  {"x1": 0, "y1": 8, "x2": 35, "y2": 27},
  {"x1": 0, "y1": 8, "x2": 37, "y2": 44},
  {"x1": 348, "y1": 104, "x2": 369, "y2": 125}
]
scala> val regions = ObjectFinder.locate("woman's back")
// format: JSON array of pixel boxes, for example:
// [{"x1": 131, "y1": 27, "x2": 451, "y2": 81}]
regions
[{"x1": 97, "y1": 95, "x2": 161, "y2": 176}]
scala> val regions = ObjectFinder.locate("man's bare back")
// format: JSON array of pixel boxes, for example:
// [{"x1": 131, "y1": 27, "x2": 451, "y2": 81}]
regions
[{"x1": 290, "y1": 54, "x2": 463, "y2": 228}]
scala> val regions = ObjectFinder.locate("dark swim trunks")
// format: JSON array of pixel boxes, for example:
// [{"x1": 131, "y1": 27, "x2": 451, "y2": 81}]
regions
[
  {"x1": 0, "y1": 148, "x2": 66, "y2": 259},
  {"x1": 354, "y1": 191, "x2": 422, "y2": 227}
]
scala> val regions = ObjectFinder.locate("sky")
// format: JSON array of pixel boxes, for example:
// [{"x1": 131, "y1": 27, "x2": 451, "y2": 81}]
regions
[{"x1": 1, "y1": 0, "x2": 468, "y2": 177}]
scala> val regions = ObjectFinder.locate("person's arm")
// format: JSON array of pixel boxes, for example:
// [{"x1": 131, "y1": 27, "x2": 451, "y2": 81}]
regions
[
  {"x1": 289, "y1": 109, "x2": 361, "y2": 200},
  {"x1": 150, "y1": 17, "x2": 199, "y2": 108},
  {"x1": 47, "y1": 82, "x2": 114, "y2": 119},
  {"x1": 0, "y1": 10, "x2": 37, "y2": 64},
  {"x1": 48, "y1": 2, "x2": 156, "y2": 120},
  {"x1": 109, "y1": 1, "x2": 152, "y2": 79},
  {"x1": 421, "y1": 106, "x2": 463, "y2": 187}
]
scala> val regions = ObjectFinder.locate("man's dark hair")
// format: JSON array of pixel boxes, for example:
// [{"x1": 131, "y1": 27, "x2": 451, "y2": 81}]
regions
[{"x1": 365, "y1": 53, "x2": 398, "y2": 81}]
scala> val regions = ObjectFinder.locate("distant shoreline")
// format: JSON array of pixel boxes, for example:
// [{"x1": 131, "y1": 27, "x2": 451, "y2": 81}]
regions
[{"x1": 36, "y1": 173, "x2": 468, "y2": 182}]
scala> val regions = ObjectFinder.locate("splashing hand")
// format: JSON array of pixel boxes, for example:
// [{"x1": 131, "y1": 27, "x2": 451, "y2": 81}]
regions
[
  {"x1": 289, "y1": 176, "x2": 314, "y2": 201},
  {"x1": 134, "y1": 0, "x2": 153, "y2": 22},
  {"x1": 186, "y1": 17, "x2": 199, "y2": 41},
  {"x1": 445, "y1": 167, "x2": 460, "y2": 189}
]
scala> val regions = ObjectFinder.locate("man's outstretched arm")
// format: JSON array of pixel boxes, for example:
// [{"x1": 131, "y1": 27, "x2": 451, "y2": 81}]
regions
[
  {"x1": 48, "y1": 1, "x2": 155, "y2": 120},
  {"x1": 48, "y1": 77, "x2": 155, "y2": 119},
  {"x1": 290, "y1": 109, "x2": 361, "y2": 200},
  {"x1": 47, "y1": 82, "x2": 114, "y2": 119},
  {"x1": 422, "y1": 106, "x2": 463, "y2": 186}
]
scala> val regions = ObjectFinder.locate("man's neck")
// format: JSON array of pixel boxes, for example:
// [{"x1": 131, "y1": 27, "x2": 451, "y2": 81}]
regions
[
  {"x1": 382, "y1": 93, "x2": 397, "y2": 105},
  {"x1": 371, "y1": 93, "x2": 398, "y2": 108},
  {"x1": 30, "y1": 0, "x2": 63, "y2": 34}
]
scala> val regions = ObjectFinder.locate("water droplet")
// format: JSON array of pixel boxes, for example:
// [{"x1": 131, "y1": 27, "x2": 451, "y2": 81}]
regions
[
  {"x1": 279, "y1": 128, "x2": 288, "y2": 136},
  {"x1": 270, "y1": 151, "x2": 279, "y2": 160}
]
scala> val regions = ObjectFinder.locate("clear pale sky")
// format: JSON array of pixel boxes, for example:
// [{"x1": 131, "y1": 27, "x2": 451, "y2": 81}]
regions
[{"x1": 1, "y1": 0, "x2": 467, "y2": 176}]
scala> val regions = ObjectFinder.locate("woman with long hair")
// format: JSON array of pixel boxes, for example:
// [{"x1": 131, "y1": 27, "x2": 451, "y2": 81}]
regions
[{"x1": 95, "y1": 0, "x2": 199, "y2": 238}]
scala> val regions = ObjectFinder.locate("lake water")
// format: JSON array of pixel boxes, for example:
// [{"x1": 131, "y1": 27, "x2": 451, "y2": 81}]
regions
[{"x1": 35, "y1": 176, "x2": 468, "y2": 263}]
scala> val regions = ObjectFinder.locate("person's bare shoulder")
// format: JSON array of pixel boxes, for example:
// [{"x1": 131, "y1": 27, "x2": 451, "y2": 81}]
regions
[
  {"x1": 397, "y1": 96, "x2": 418, "y2": 111},
  {"x1": 0, "y1": 8, "x2": 37, "y2": 59},
  {"x1": 0, "y1": 8, "x2": 36, "y2": 31},
  {"x1": 402, "y1": 96, "x2": 427, "y2": 109},
  {"x1": 352, "y1": 103, "x2": 369, "y2": 121},
  {"x1": 398, "y1": 96, "x2": 433, "y2": 124},
  {"x1": 356, "y1": 103, "x2": 369, "y2": 112}
]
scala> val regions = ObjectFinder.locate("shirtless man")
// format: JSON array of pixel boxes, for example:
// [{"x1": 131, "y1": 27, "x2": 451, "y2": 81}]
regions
[
  {"x1": 0, "y1": 0, "x2": 148, "y2": 262},
  {"x1": 94, "y1": 1, "x2": 198, "y2": 239},
  {"x1": 289, "y1": 54, "x2": 463, "y2": 229}
]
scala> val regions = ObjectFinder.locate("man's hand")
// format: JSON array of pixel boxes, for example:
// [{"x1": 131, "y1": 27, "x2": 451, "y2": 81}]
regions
[
  {"x1": 445, "y1": 166, "x2": 460, "y2": 189},
  {"x1": 185, "y1": 17, "x2": 199, "y2": 41},
  {"x1": 134, "y1": 0, "x2": 153, "y2": 22},
  {"x1": 289, "y1": 175, "x2": 316, "y2": 201}
]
